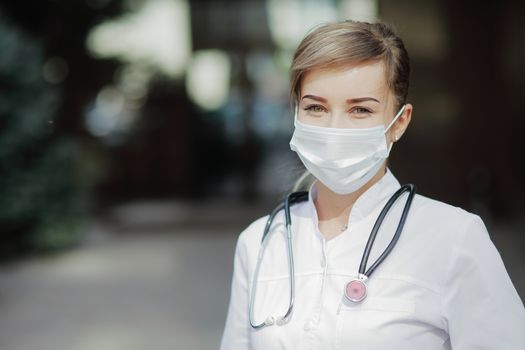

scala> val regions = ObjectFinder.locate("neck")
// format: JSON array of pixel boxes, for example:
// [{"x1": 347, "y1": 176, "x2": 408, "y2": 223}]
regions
[{"x1": 314, "y1": 163, "x2": 388, "y2": 239}]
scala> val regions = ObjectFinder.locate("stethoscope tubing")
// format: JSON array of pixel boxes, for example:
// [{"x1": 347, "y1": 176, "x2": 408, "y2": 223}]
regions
[
  {"x1": 250, "y1": 191, "x2": 308, "y2": 328},
  {"x1": 359, "y1": 184, "x2": 416, "y2": 277},
  {"x1": 249, "y1": 185, "x2": 415, "y2": 328}
]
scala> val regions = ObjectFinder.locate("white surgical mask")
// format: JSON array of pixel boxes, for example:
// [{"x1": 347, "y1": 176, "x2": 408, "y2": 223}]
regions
[{"x1": 289, "y1": 104, "x2": 406, "y2": 194}]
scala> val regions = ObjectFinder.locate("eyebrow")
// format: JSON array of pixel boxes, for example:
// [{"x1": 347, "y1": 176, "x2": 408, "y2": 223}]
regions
[
  {"x1": 301, "y1": 94, "x2": 380, "y2": 104},
  {"x1": 347, "y1": 97, "x2": 380, "y2": 104},
  {"x1": 301, "y1": 94, "x2": 327, "y2": 103}
]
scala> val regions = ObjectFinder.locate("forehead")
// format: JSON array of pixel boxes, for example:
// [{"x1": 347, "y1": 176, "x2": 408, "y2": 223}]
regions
[{"x1": 300, "y1": 60, "x2": 388, "y2": 100}]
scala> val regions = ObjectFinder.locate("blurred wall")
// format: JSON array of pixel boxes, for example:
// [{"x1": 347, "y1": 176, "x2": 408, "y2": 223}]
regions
[{"x1": 383, "y1": 0, "x2": 525, "y2": 221}]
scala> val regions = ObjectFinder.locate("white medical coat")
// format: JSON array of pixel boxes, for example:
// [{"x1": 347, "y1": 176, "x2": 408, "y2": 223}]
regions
[{"x1": 220, "y1": 169, "x2": 525, "y2": 349}]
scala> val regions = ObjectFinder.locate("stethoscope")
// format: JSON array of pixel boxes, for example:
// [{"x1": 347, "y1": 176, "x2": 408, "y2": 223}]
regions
[{"x1": 249, "y1": 184, "x2": 416, "y2": 329}]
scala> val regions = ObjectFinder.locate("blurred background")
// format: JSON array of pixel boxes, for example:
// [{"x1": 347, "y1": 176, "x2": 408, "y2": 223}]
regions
[{"x1": 0, "y1": 0, "x2": 524, "y2": 349}]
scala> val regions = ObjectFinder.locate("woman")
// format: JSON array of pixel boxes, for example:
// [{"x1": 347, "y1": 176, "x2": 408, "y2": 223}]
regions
[{"x1": 220, "y1": 20, "x2": 525, "y2": 349}]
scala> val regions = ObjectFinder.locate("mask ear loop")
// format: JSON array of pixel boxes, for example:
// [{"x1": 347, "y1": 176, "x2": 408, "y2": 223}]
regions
[
  {"x1": 385, "y1": 104, "x2": 406, "y2": 153},
  {"x1": 385, "y1": 104, "x2": 406, "y2": 133}
]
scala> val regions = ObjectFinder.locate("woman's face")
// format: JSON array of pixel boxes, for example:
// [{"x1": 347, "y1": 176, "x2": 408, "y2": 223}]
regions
[{"x1": 297, "y1": 60, "x2": 411, "y2": 140}]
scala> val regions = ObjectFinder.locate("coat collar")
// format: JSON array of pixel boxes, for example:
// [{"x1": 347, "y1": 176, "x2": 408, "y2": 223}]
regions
[{"x1": 307, "y1": 167, "x2": 402, "y2": 233}]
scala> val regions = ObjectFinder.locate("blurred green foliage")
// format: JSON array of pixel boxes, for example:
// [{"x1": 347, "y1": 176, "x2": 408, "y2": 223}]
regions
[{"x1": 0, "y1": 15, "x2": 86, "y2": 261}]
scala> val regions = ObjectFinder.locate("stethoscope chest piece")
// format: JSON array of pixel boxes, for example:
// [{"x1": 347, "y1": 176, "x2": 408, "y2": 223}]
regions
[{"x1": 344, "y1": 274, "x2": 368, "y2": 303}]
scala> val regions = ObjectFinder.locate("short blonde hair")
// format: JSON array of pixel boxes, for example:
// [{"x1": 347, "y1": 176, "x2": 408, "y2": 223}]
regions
[{"x1": 289, "y1": 20, "x2": 410, "y2": 112}]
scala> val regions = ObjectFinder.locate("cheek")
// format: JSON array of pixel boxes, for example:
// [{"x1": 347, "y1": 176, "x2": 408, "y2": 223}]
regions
[
  {"x1": 296, "y1": 113, "x2": 328, "y2": 127},
  {"x1": 348, "y1": 117, "x2": 385, "y2": 129}
]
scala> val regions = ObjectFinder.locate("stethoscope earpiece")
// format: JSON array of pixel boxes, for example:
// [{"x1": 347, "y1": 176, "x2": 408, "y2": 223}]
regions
[{"x1": 264, "y1": 316, "x2": 275, "y2": 326}]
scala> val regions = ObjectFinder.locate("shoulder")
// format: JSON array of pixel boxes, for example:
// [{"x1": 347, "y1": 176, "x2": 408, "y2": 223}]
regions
[
  {"x1": 410, "y1": 193, "x2": 488, "y2": 242},
  {"x1": 237, "y1": 215, "x2": 269, "y2": 249},
  {"x1": 412, "y1": 193, "x2": 478, "y2": 223},
  {"x1": 236, "y1": 198, "x2": 310, "y2": 247},
  {"x1": 234, "y1": 200, "x2": 309, "y2": 268},
  {"x1": 412, "y1": 193, "x2": 470, "y2": 218}
]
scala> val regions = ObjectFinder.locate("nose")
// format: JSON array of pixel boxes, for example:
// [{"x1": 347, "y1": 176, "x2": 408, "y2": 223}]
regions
[{"x1": 327, "y1": 109, "x2": 347, "y2": 128}]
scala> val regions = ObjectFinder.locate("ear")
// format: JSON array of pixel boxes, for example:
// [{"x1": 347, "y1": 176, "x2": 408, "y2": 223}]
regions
[{"x1": 390, "y1": 103, "x2": 412, "y2": 143}]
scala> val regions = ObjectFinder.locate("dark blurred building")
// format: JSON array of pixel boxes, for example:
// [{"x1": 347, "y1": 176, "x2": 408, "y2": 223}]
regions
[{"x1": 1, "y1": 0, "x2": 524, "y2": 216}]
